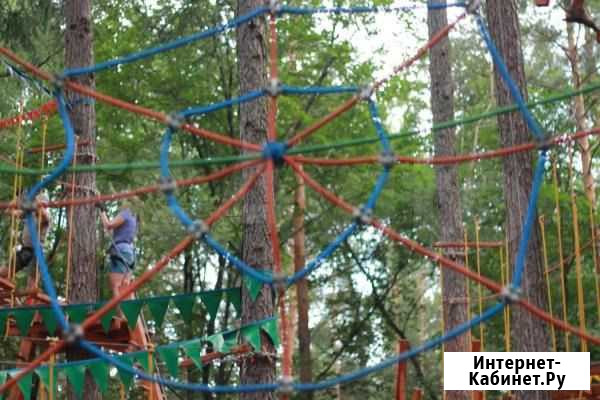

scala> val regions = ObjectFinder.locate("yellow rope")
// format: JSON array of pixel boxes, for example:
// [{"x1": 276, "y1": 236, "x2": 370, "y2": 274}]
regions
[
  {"x1": 570, "y1": 191, "x2": 588, "y2": 352},
  {"x1": 539, "y1": 215, "x2": 557, "y2": 351},
  {"x1": 552, "y1": 159, "x2": 570, "y2": 351},
  {"x1": 474, "y1": 218, "x2": 484, "y2": 351},
  {"x1": 588, "y1": 203, "x2": 600, "y2": 326}
]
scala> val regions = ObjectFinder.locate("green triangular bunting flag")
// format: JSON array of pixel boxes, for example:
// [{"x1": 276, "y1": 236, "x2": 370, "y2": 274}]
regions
[
  {"x1": 261, "y1": 318, "x2": 280, "y2": 348},
  {"x1": 120, "y1": 300, "x2": 144, "y2": 330},
  {"x1": 13, "y1": 370, "x2": 32, "y2": 400},
  {"x1": 241, "y1": 324, "x2": 262, "y2": 351},
  {"x1": 0, "y1": 310, "x2": 9, "y2": 333},
  {"x1": 39, "y1": 308, "x2": 58, "y2": 336},
  {"x1": 35, "y1": 367, "x2": 52, "y2": 396},
  {"x1": 134, "y1": 351, "x2": 150, "y2": 373},
  {"x1": 146, "y1": 298, "x2": 169, "y2": 328},
  {"x1": 173, "y1": 296, "x2": 194, "y2": 322},
  {"x1": 222, "y1": 336, "x2": 237, "y2": 354},
  {"x1": 243, "y1": 275, "x2": 263, "y2": 301},
  {"x1": 157, "y1": 346, "x2": 179, "y2": 378},
  {"x1": 65, "y1": 305, "x2": 90, "y2": 325},
  {"x1": 0, "y1": 371, "x2": 6, "y2": 386},
  {"x1": 199, "y1": 291, "x2": 222, "y2": 320},
  {"x1": 181, "y1": 341, "x2": 203, "y2": 369},
  {"x1": 63, "y1": 364, "x2": 86, "y2": 399},
  {"x1": 87, "y1": 360, "x2": 109, "y2": 394},
  {"x1": 98, "y1": 306, "x2": 117, "y2": 334},
  {"x1": 207, "y1": 334, "x2": 225, "y2": 353},
  {"x1": 228, "y1": 289, "x2": 242, "y2": 316},
  {"x1": 13, "y1": 308, "x2": 36, "y2": 336},
  {"x1": 116, "y1": 355, "x2": 135, "y2": 391}
]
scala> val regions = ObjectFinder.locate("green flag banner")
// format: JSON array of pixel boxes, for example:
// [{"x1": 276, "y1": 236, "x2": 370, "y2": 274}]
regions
[
  {"x1": 146, "y1": 297, "x2": 169, "y2": 328},
  {"x1": 157, "y1": 346, "x2": 179, "y2": 378},
  {"x1": 243, "y1": 275, "x2": 263, "y2": 302},
  {"x1": 228, "y1": 289, "x2": 242, "y2": 315},
  {"x1": 2, "y1": 288, "x2": 241, "y2": 337},
  {"x1": 62, "y1": 364, "x2": 86, "y2": 399},
  {"x1": 241, "y1": 324, "x2": 262, "y2": 351},
  {"x1": 199, "y1": 290, "x2": 222, "y2": 320},
  {"x1": 35, "y1": 366, "x2": 53, "y2": 396},
  {"x1": 65, "y1": 305, "x2": 91, "y2": 325},
  {"x1": 98, "y1": 306, "x2": 117, "y2": 334},
  {"x1": 116, "y1": 355, "x2": 135, "y2": 391},
  {"x1": 120, "y1": 300, "x2": 144, "y2": 329},
  {"x1": 38, "y1": 308, "x2": 58, "y2": 336},
  {"x1": 0, "y1": 310, "x2": 9, "y2": 334},
  {"x1": 173, "y1": 296, "x2": 195, "y2": 322},
  {"x1": 0, "y1": 317, "x2": 279, "y2": 399},
  {"x1": 87, "y1": 360, "x2": 109, "y2": 394},
  {"x1": 181, "y1": 341, "x2": 203, "y2": 369},
  {"x1": 12, "y1": 308, "x2": 36, "y2": 336},
  {"x1": 13, "y1": 371, "x2": 32, "y2": 400},
  {"x1": 261, "y1": 318, "x2": 280, "y2": 348}
]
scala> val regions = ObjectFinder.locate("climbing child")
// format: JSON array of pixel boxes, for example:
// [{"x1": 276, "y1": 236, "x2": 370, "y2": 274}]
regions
[
  {"x1": 97, "y1": 198, "x2": 138, "y2": 299},
  {"x1": 0, "y1": 191, "x2": 51, "y2": 290}
]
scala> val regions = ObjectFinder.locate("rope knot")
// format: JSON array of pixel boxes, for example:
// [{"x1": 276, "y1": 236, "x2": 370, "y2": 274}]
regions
[
  {"x1": 500, "y1": 284, "x2": 521, "y2": 304},
  {"x1": 262, "y1": 141, "x2": 288, "y2": 166},
  {"x1": 277, "y1": 375, "x2": 294, "y2": 394}
]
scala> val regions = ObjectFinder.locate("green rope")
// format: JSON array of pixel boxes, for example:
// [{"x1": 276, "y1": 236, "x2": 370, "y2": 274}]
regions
[{"x1": 3, "y1": 80, "x2": 599, "y2": 176}]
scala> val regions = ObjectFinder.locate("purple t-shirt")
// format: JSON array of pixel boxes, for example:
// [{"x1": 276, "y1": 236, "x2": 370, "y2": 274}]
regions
[{"x1": 113, "y1": 208, "x2": 137, "y2": 243}]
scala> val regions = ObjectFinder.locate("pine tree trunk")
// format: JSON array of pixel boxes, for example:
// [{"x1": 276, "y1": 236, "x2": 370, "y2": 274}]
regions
[
  {"x1": 64, "y1": 1, "x2": 100, "y2": 399},
  {"x1": 485, "y1": 2, "x2": 550, "y2": 399},
  {"x1": 236, "y1": 1, "x2": 275, "y2": 399},
  {"x1": 293, "y1": 166, "x2": 313, "y2": 400},
  {"x1": 427, "y1": 3, "x2": 469, "y2": 400}
]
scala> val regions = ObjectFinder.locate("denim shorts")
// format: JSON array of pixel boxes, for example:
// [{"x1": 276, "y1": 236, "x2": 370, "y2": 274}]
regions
[{"x1": 107, "y1": 243, "x2": 135, "y2": 274}]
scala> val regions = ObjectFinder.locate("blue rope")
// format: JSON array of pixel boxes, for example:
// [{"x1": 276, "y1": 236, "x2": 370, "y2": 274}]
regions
[
  {"x1": 61, "y1": 7, "x2": 269, "y2": 78},
  {"x1": 280, "y1": 85, "x2": 359, "y2": 95},
  {"x1": 60, "y1": 303, "x2": 503, "y2": 393},
  {"x1": 368, "y1": 100, "x2": 392, "y2": 153},
  {"x1": 511, "y1": 152, "x2": 547, "y2": 287},
  {"x1": 475, "y1": 15, "x2": 545, "y2": 141},
  {"x1": 181, "y1": 89, "x2": 267, "y2": 118},
  {"x1": 286, "y1": 223, "x2": 358, "y2": 285},
  {"x1": 279, "y1": 3, "x2": 466, "y2": 16}
]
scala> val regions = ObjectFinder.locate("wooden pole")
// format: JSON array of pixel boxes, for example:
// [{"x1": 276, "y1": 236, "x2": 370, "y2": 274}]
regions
[{"x1": 395, "y1": 340, "x2": 410, "y2": 400}]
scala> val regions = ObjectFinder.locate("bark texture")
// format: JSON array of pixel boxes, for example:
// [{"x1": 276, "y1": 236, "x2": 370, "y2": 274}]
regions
[
  {"x1": 64, "y1": 1, "x2": 100, "y2": 399},
  {"x1": 237, "y1": 1, "x2": 275, "y2": 399},
  {"x1": 427, "y1": 3, "x2": 469, "y2": 400},
  {"x1": 485, "y1": 2, "x2": 550, "y2": 399}
]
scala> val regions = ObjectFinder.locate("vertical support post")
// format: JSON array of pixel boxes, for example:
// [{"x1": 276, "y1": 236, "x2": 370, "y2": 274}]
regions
[{"x1": 395, "y1": 340, "x2": 410, "y2": 400}]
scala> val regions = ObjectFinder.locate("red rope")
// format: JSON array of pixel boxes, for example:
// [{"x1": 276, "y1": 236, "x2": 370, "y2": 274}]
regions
[
  {"x1": 0, "y1": 48, "x2": 260, "y2": 152},
  {"x1": 285, "y1": 13, "x2": 465, "y2": 148},
  {"x1": 0, "y1": 159, "x2": 260, "y2": 210},
  {"x1": 0, "y1": 100, "x2": 57, "y2": 131},
  {"x1": 286, "y1": 156, "x2": 600, "y2": 346},
  {"x1": 205, "y1": 163, "x2": 266, "y2": 226},
  {"x1": 289, "y1": 126, "x2": 600, "y2": 167}
]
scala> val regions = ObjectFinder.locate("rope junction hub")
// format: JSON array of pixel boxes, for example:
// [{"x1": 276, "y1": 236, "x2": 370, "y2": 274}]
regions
[{"x1": 262, "y1": 141, "x2": 288, "y2": 166}]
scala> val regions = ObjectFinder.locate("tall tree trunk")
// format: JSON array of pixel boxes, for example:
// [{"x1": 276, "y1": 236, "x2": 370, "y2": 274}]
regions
[
  {"x1": 427, "y1": 2, "x2": 469, "y2": 400},
  {"x1": 64, "y1": 1, "x2": 100, "y2": 399},
  {"x1": 566, "y1": 24, "x2": 600, "y2": 277},
  {"x1": 485, "y1": 2, "x2": 550, "y2": 400},
  {"x1": 293, "y1": 166, "x2": 313, "y2": 400},
  {"x1": 236, "y1": 1, "x2": 275, "y2": 400}
]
